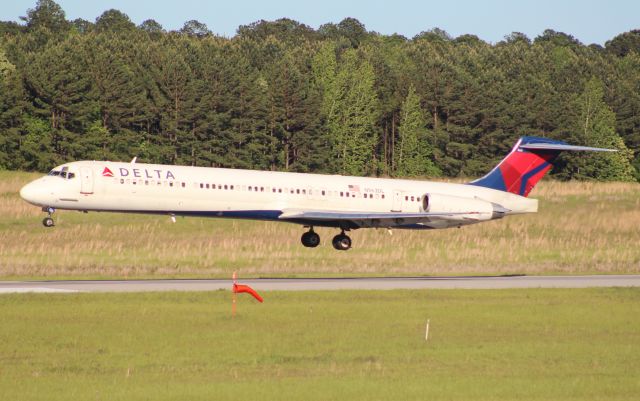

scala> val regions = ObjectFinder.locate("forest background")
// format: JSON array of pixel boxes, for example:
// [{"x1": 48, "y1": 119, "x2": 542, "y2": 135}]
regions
[{"x1": 1, "y1": 0, "x2": 639, "y2": 181}]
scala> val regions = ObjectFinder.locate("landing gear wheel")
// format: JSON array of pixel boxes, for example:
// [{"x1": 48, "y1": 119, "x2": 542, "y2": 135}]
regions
[
  {"x1": 42, "y1": 217, "x2": 55, "y2": 227},
  {"x1": 301, "y1": 230, "x2": 320, "y2": 248},
  {"x1": 332, "y1": 233, "x2": 352, "y2": 251}
]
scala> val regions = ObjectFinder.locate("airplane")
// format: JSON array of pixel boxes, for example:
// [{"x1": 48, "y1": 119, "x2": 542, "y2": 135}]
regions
[{"x1": 19, "y1": 136, "x2": 612, "y2": 251}]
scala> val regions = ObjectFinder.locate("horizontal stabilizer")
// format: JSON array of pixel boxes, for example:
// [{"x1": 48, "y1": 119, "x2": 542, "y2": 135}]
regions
[{"x1": 519, "y1": 143, "x2": 616, "y2": 152}]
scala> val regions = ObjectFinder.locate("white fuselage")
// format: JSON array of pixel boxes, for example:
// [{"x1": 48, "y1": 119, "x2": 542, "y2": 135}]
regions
[{"x1": 20, "y1": 161, "x2": 538, "y2": 230}]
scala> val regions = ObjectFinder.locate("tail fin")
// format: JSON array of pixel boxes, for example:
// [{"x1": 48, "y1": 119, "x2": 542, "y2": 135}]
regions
[{"x1": 469, "y1": 136, "x2": 614, "y2": 197}]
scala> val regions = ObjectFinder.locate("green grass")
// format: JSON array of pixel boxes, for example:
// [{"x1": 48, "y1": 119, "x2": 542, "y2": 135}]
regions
[
  {"x1": 1, "y1": 289, "x2": 639, "y2": 400},
  {"x1": 2, "y1": 171, "x2": 640, "y2": 278}
]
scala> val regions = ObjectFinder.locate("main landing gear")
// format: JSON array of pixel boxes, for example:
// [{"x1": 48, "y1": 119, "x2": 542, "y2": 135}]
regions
[
  {"x1": 301, "y1": 228, "x2": 320, "y2": 248},
  {"x1": 42, "y1": 207, "x2": 55, "y2": 227},
  {"x1": 300, "y1": 227, "x2": 352, "y2": 251},
  {"x1": 331, "y1": 231, "x2": 352, "y2": 251}
]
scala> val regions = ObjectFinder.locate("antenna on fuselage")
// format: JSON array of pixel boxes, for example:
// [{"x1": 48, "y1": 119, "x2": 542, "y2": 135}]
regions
[{"x1": 130, "y1": 157, "x2": 137, "y2": 164}]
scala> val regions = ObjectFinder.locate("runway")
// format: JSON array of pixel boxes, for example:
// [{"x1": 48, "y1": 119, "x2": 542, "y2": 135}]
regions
[{"x1": 0, "y1": 275, "x2": 639, "y2": 293}]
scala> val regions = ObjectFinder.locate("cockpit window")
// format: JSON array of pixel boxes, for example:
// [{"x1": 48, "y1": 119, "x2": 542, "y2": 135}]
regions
[{"x1": 48, "y1": 168, "x2": 75, "y2": 179}]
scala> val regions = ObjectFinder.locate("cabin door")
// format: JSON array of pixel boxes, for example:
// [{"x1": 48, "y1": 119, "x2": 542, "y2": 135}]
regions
[
  {"x1": 80, "y1": 167, "x2": 94, "y2": 194},
  {"x1": 391, "y1": 190, "x2": 403, "y2": 212}
]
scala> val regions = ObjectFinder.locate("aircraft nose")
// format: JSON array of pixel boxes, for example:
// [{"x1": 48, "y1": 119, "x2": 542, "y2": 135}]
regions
[{"x1": 20, "y1": 180, "x2": 49, "y2": 206}]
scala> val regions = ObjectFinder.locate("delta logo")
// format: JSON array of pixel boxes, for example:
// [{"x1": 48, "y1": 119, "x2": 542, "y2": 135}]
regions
[{"x1": 102, "y1": 166, "x2": 176, "y2": 180}]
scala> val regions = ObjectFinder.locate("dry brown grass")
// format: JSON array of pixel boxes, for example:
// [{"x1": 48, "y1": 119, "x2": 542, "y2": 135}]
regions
[{"x1": 1, "y1": 171, "x2": 639, "y2": 278}]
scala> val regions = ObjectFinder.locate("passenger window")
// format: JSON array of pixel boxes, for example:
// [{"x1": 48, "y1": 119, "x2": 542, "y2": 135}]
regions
[
  {"x1": 200, "y1": 183, "x2": 204, "y2": 189},
  {"x1": 260, "y1": 187, "x2": 264, "y2": 192},
  {"x1": 224, "y1": 185, "x2": 228, "y2": 190},
  {"x1": 120, "y1": 179, "x2": 124, "y2": 184},
  {"x1": 169, "y1": 182, "x2": 173, "y2": 187},
  {"x1": 206, "y1": 184, "x2": 210, "y2": 189}
]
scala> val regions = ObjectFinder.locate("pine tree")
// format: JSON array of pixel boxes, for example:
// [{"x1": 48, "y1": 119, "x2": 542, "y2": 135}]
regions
[
  {"x1": 394, "y1": 85, "x2": 440, "y2": 177},
  {"x1": 565, "y1": 77, "x2": 635, "y2": 181},
  {"x1": 0, "y1": 65, "x2": 27, "y2": 169},
  {"x1": 219, "y1": 44, "x2": 269, "y2": 169},
  {"x1": 22, "y1": 36, "x2": 95, "y2": 162},
  {"x1": 325, "y1": 49, "x2": 379, "y2": 175},
  {"x1": 312, "y1": 41, "x2": 338, "y2": 120},
  {"x1": 260, "y1": 45, "x2": 322, "y2": 172}
]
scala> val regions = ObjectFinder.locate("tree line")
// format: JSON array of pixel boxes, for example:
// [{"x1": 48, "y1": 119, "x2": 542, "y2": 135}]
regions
[{"x1": 1, "y1": 0, "x2": 639, "y2": 181}]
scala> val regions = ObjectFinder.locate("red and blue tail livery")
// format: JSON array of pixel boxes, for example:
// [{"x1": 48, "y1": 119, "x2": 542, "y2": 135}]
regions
[{"x1": 468, "y1": 136, "x2": 614, "y2": 197}]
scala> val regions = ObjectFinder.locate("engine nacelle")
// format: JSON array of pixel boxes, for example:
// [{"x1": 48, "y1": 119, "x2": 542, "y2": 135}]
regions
[{"x1": 422, "y1": 193, "x2": 506, "y2": 220}]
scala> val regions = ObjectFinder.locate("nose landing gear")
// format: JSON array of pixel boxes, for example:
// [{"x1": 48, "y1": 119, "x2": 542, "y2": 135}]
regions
[{"x1": 42, "y1": 207, "x2": 55, "y2": 227}]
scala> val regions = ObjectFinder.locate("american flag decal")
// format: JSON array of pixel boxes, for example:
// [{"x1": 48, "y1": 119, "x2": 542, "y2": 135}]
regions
[{"x1": 348, "y1": 184, "x2": 360, "y2": 192}]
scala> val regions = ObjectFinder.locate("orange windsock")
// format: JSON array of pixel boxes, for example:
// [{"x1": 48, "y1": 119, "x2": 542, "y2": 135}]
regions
[{"x1": 233, "y1": 283, "x2": 264, "y2": 303}]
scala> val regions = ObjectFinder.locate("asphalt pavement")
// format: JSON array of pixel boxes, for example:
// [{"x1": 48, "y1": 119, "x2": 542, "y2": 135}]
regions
[{"x1": 0, "y1": 275, "x2": 639, "y2": 293}]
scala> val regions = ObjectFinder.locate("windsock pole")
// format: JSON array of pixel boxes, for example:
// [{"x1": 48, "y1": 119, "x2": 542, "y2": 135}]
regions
[
  {"x1": 232, "y1": 271, "x2": 237, "y2": 317},
  {"x1": 232, "y1": 272, "x2": 263, "y2": 317}
]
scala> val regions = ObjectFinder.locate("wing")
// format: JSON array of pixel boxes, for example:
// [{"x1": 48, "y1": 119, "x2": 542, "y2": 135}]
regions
[{"x1": 278, "y1": 209, "x2": 485, "y2": 229}]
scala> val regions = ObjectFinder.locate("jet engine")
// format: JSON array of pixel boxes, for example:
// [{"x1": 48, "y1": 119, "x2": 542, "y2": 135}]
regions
[{"x1": 421, "y1": 193, "x2": 508, "y2": 220}]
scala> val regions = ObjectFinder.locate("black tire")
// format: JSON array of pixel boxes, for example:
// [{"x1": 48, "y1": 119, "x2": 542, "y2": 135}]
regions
[
  {"x1": 301, "y1": 231, "x2": 320, "y2": 248},
  {"x1": 42, "y1": 217, "x2": 55, "y2": 227},
  {"x1": 331, "y1": 234, "x2": 351, "y2": 251}
]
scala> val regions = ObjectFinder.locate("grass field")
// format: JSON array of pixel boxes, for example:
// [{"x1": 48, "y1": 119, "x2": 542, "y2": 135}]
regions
[
  {"x1": 0, "y1": 288, "x2": 638, "y2": 400},
  {"x1": 1, "y1": 170, "x2": 639, "y2": 278}
]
